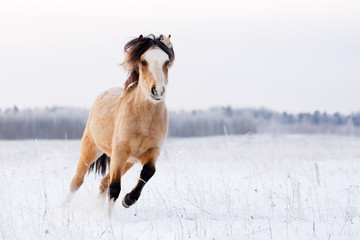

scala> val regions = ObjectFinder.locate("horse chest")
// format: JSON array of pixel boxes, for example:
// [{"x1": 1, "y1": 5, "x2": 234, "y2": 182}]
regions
[
  {"x1": 128, "y1": 115, "x2": 166, "y2": 156},
  {"x1": 131, "y1": 136, "x2": 154, "y2": 156},
  {"x1": 133, "y1": 109, "x2": 165, "y2": 134}
]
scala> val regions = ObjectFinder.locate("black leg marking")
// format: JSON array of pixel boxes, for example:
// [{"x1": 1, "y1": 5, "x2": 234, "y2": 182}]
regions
[
  {"x1": 140, "y1": 163, "x2": 156, "y2": 182},
  {"x1": 109, "y1": 181, "x2": 121, "y2": 201},
  {"x1": 122, "y1": 163, "x2": 155, "y2": 208}
]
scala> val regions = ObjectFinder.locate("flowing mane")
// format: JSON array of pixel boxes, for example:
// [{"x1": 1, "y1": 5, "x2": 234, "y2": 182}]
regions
[{"x1": 122, "y1": 34, "x2": 175, "y2": 91}]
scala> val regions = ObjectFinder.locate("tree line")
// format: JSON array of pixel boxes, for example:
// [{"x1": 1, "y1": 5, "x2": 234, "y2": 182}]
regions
[{"x1": 0, "y1": 106, "x2": 359, "y2": 139}]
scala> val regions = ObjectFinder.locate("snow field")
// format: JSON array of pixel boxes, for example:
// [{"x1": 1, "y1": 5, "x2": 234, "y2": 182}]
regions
[{"x1": 0, "y1": 135, "x2": 359, "y2": 239}]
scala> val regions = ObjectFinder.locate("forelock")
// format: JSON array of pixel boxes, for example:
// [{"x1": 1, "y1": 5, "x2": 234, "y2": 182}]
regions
[{"x1": 123, "y1": 34, "x2": 175, "y2": 72}]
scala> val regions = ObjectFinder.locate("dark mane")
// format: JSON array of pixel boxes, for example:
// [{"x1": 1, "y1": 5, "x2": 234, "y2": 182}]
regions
[{"x1": 122, "y1": 34, "x2": 175, "y2": 91}]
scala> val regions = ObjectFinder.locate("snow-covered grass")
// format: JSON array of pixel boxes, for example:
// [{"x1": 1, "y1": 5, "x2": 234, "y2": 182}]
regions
[{"x1": 0, "y1": 135, "x2": 359, "y2": 239}]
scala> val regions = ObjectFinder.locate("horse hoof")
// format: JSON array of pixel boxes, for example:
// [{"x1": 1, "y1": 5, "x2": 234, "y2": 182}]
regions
[
  {"x1": 122, "y1": 198, "x2": 130, "y2": 208},
  {"x1": 122, "y1": 193, "x2": 136, "y2": 208}
]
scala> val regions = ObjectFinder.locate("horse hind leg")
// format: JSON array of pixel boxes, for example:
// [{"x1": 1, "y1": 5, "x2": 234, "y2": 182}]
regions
[
  {"x1": 70, "y1": 133, "x2": 100, "y2": 192},
  {"x1": 99, "y1": 173, "x2": 110, "y2": 194},
  {"x1": 99, "y1": 162, "x2": 134, "y2": 195}
]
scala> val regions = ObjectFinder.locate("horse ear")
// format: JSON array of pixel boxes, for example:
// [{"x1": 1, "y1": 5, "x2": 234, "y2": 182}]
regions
[
  {"x1": 139, "y1": 35, "x2": 144, "y2": 40},
  {"x1": 161, "y1": 35, "x2": 171, "y2": 47}
]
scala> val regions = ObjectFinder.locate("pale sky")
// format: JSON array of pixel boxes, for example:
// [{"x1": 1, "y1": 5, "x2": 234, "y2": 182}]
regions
[{"x1": 1, "y1": 0, "x2": 359, "y2": 114}]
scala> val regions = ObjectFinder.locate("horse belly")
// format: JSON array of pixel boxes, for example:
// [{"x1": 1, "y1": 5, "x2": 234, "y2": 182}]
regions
[
  {"x1": 91, "y1": 125, "x2": 113, "y2": 155},
  {"x1": 126, "y1": 156, "x2": 141, "y2": 164}
]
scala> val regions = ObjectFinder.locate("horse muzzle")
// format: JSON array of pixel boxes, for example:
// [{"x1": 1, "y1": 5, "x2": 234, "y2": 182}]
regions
[{"x1": 151, "y1": 86, "x2": 165, "y2": 101}]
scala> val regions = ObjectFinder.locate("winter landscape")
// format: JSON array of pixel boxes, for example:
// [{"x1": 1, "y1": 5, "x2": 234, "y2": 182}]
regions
[
  {"x1": 1, "y1": 134, "x2": 359, "y2": 239},
  {"x1": 2, "y1": 0, "x2": 359, "y2": 239}
]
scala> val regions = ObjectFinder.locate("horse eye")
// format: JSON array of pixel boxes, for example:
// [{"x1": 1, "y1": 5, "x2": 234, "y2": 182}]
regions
[
  {"x1": 141, "y1": 60, "x2": 147, "y2": 67},
  {"x1": 164, "y1": 61, "x2": 169, "y2": 67}
]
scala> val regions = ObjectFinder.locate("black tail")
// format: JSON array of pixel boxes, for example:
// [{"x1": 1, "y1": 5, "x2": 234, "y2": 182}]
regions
[{"x1": 88, "y1": 153, "x2": 110, "y2": 176}]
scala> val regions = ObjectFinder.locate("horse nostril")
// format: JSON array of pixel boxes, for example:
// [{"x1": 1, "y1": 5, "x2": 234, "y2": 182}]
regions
[
  {"x1": 160, "y1": 87, "x2": 165, "y2": 96},
  {"x1": 151, "y1": 86, "x2": 157, "y2": 96}
]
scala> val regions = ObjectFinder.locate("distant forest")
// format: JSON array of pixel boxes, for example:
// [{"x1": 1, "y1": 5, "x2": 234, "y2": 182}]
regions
[{"x1": 0, "y1": 106, "x2": 360, "y2": 139}]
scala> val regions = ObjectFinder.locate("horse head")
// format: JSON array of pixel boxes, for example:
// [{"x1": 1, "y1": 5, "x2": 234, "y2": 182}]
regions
[{"x1": 122, "y1": 34, "x2": 175, "y2": 102}]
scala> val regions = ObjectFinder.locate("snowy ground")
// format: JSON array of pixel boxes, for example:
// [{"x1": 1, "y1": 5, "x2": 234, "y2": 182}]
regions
[{"x1": 0, "y1": 134, "x2": 359, "y2": 239}]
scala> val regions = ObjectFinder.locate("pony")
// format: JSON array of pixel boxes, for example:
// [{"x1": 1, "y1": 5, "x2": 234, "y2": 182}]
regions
[{"x1": 69, "y1": 34, "x2": 175, "y2": 208}]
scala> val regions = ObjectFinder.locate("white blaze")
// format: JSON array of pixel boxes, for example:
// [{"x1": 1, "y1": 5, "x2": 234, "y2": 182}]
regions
[{"x1": 142, "y1": 47, "x2": 169, "y2": 97}]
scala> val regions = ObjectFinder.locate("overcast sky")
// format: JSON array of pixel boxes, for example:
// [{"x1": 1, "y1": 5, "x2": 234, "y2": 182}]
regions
[{"x1": 1, "y1": 0, "x2": 359, "y2": 113}]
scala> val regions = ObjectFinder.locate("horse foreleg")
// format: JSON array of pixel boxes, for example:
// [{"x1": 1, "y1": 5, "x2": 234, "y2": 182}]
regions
[
  {"x1": 108, "y1": 144, "x2": 131, "y2": 202},
  {"x1": 122, "y1": 148, "x2": 158, "y2": 208}
]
